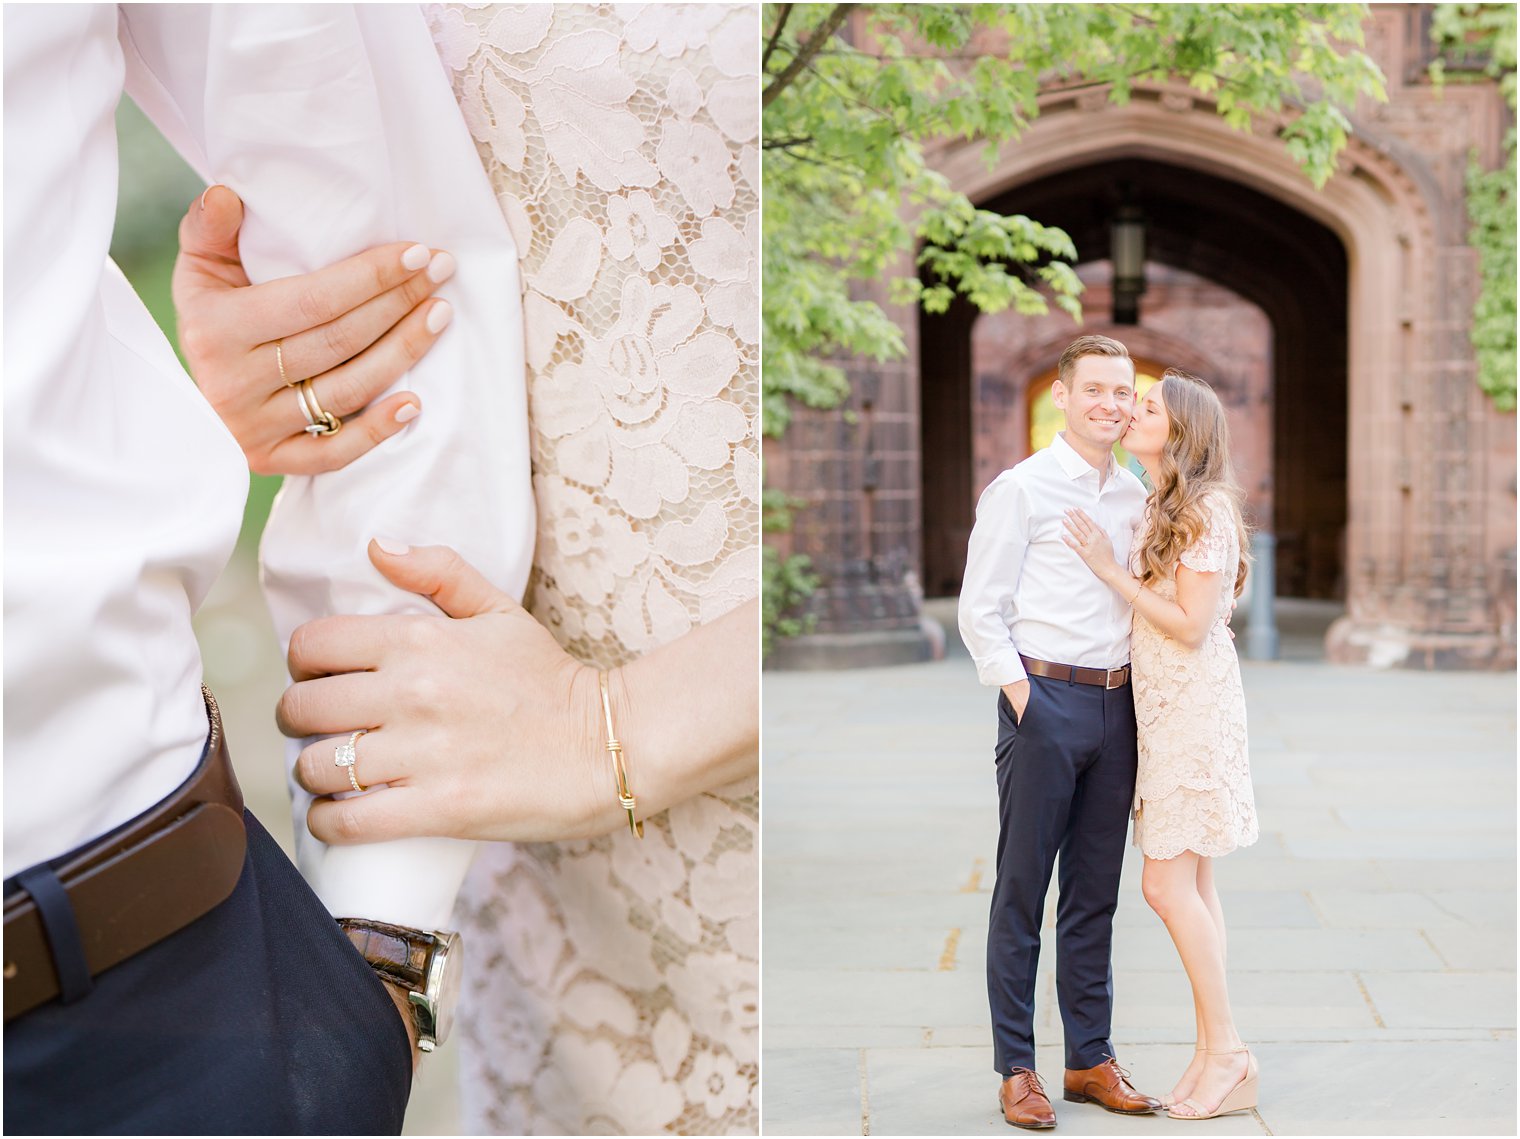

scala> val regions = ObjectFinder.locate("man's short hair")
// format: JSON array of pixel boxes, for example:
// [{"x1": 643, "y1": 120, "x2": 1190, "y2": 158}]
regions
[{"x1": 1056, "y1": 335, "x2": 1133, "y2": 386}]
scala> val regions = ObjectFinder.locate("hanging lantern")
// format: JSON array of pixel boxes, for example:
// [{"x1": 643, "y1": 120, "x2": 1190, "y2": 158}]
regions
[{"x1": 1111, "y1": 203, "x2": 1147, "y2": 325}]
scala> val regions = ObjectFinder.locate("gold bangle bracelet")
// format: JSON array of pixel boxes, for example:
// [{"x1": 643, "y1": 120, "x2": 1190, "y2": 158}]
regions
[
  {"x1": 598, "y1": 670, "x2": 643, "y2": 839},
  {"x1": 1127, "y1": 578, "x2": 1143, "y2": 605}
]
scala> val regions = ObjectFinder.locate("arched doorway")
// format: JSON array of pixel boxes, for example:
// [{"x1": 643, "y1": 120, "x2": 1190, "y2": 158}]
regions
[
  {"x1": 767, "y1": 23, "x2": 1512, "y2": 672},
  {"x1": 911, "y1": 84, "x2": 1510, "y2": 666},
  {"x1": 922, "y1": 153, "x2": 1345, "y2": 606}
]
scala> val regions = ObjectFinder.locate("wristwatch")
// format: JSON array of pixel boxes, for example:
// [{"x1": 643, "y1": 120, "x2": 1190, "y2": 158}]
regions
[{"x1": 337, "y1": 918, "x2": 462, "y2": 1053}]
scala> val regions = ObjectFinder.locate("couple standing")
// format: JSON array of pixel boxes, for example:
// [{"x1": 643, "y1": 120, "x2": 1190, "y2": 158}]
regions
[{"x1": 959, "y1": 335, "x2": 1261, "y2": 1128}]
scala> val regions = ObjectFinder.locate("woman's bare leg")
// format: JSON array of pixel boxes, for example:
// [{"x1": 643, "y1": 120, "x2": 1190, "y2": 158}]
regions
[
  {"x1": 1142, "y1": 853, "x2": 1248, "y2": 1113},
  {"x1": 1164, "y1": 857, "x2": 1223, "y2": 1105}
]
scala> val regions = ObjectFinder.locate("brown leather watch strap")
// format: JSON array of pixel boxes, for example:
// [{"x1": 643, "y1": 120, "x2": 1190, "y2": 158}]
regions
[
  {"x1": 336, "y1": 918, "x2": 433, "y2": 990},
  {"x1": 4, "y1": 688, "x2": 247, "y2": 1022}
]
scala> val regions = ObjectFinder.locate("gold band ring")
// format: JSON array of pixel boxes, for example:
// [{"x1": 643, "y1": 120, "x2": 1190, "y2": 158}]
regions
[
  {"x1": 335, "y1": 729, "x2": 369, "y2": 792},
  {"x1": 275, "y1": 339, "x2": 295, "y2": 387},
  {"x1": 299, "y1": 377, "x2": 342, "y2": 436}
]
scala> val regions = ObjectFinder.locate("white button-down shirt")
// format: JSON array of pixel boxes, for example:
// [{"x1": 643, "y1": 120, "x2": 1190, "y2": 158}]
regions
[
  {"x1": 5, "y1": 6, "x2": 533, "y2": 931},
  {"x1": 958, "y1": 433, "x2": 1148, "y2": 687}
]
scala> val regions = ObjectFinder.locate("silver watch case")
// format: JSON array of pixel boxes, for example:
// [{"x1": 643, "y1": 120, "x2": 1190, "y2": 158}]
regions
[{"x1": 408, "y1": 930, "x2": 462, "y2": 1052}]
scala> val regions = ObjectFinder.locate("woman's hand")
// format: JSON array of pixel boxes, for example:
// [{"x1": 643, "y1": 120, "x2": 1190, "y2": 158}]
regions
[
  {"x1": 277, "y1": 542, "x2": 610, "y2": 845},
  {"x1": 277, "y1": 544, "x2": 759, "y2": 848},
  {"x1": 173, "y1": 185, "x2": 456, "y2": 475},
  {"x1": 1061, "y1": 507, "x2": 1122, "y2": 581}
]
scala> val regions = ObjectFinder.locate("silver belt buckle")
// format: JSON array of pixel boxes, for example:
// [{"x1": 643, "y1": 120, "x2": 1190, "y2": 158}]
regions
[{"x1": 1105, "y1": 667, "x2": 1126, "y2": 689}]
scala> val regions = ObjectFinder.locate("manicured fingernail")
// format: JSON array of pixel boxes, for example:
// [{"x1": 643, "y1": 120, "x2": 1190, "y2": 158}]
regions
[
  {"x1": 394, "y1": 403, "x2": 420, "y2": 424},
  {"x1": 199, "y1": 186, "x2": 212, "y2": 211},
  {"x1": 425, "y1": 300, "x2": 453, "y2": 334},
  {"x1": 402, "y1": 243, "x2": 431, "y2": 271},
  {"x1": 426, "y1": 251, "x2": 456, "y2": 284},
  {"x1": 374, "y1": 538, "x2": 410, "y2": 556}
]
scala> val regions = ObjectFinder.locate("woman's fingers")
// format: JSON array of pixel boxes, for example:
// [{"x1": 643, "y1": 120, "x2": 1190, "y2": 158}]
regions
[
  {"x1": 239, "y1": 240, "x2": 444, "y2": 346},
  {"x1": 367, "y1": 541, "x2": 518, "y2": 619},
  {"x1": 306, "y1": 784, "x2": 443, "y2": 846},
  {"x1": 175, "y1": 185, "x2": 250, "y2": 292},
  {"x1": 269, "y1": 296, "x2": 451, "y2": 426},
  {"x1": 286, "y1": 612, "x2": 439, "y2": 682},
  {"x1": 261, "y1": 391, "x2": 422, "y2": 476},
  {"x1": 293, "y1": 729, "x2": 412, "y2": 797},
  {"x1": 246, "y1": 295, "x2": 450, "y2": 473},
  {"x1": 315, "y1": 296, "x2": 451, "y2": 416},
  {"x1": 276, "y1": 671, "x2": 391, "y2": 738},
  {"x1": 270, "y1": 253, "x2": 455, "y2": 386},
  {"x1": 171, "y1": 181, "x2": 457, "y2": 478}
]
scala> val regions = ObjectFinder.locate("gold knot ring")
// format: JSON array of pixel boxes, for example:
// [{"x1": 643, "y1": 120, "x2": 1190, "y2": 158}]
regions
[{"x1": 299, "y1": 377, "x2": 342, "y2": 436}]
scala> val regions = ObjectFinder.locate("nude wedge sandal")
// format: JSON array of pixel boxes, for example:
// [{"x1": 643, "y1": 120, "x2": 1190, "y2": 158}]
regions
[
  {"x1": 1166, "y1": 1047, "x2": 1258, "y2": 1120},
  {"x1": 1158, "y1": 1045, "x2": 1207, "y2": 1111}
]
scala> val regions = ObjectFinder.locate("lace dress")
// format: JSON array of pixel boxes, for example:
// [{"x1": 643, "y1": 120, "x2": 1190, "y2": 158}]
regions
[
  {"x1": 425, "y1": 5, "x2": 759, "y2": 1134},
  {"x1": 1130, "y1": 494, "x2": 1259, "y2": 861}
]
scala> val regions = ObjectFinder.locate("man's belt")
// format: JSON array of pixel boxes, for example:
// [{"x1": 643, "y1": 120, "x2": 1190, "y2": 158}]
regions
[
  {"x1": 1020, "y1": 654, "x2": 1130, "y2": 690},
  {"x1": 4, "y1": 687, "x2": 247, "y2": 1022}
]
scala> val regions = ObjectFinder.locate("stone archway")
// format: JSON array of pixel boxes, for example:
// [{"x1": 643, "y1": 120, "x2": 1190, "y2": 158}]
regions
[
  {"x1": 767, "y1": 18, "x2": 1512, "y2": 671},
  {"x1": 915, "y1": 82, "x2": 1506, "y2": 667}
]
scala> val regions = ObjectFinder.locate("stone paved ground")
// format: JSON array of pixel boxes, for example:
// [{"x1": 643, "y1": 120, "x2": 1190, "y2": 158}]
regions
[{"x1": 762, "y1": 606, "x2": 1516, "y2": 1136}]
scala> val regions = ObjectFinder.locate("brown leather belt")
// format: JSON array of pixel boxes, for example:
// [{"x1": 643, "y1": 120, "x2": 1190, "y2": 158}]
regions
[
  {"x1": 3, "y1": 687, "x2": 247, "y2": 1022},
  {"x1": 1020, "y1": 654, "x2": 1131, "y2": 689}
]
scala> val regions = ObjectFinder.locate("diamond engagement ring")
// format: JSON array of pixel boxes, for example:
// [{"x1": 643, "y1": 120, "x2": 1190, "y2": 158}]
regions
[{"x1": 335, "y1": 728, "x2": 369, "y2": 792}]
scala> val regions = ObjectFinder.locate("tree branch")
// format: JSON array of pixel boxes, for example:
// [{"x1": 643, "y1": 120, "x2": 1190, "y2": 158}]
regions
[
  {"x1": 762, "y1": 4, "x2": 794, "y2": 73},
  {"x1": 763, "y1": 4, "x2": 851, "y2": 108}
]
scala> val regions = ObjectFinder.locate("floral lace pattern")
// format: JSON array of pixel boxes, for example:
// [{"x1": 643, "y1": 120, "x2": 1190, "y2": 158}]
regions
[
  {"x1": 1130, "y1": 495, "x2": 1259, "y2": 861},
  {"x1": 425, "y1": 4, "x2": 758, "y2": 1133}
]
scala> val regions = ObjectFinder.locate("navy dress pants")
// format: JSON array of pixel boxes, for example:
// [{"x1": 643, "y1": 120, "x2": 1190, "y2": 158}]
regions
[
  {"x1": 4, "y1": 812, "x2": 413, "y2": 1135},
  {"x1": 987, "y1": 674, "x2": 1137, "y2": 1075}
]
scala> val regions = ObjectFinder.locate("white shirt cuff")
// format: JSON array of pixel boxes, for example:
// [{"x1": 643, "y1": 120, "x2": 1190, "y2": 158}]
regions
[{"x1": 976, "y1": 650, "x2": 1028, "y2": 688}]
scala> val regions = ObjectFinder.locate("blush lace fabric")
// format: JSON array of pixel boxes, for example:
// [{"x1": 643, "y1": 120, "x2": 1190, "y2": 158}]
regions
[
  {"x1": 424, "y1": 4, "x2": 759, "y2": 1133},
  {"x1": 1130, "y1": 494, "x2": 1259, "y2": 861}
]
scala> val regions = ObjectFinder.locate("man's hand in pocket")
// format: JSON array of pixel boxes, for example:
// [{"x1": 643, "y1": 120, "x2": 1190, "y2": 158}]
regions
[{"x1": 1001, "y1": 679, "x2": 1031, "y2": 723}]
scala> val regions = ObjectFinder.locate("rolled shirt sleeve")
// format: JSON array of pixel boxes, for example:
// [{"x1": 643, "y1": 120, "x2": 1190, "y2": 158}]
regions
[
  {"x1": 119, "y1": 5, "x2": 533, "y2": 931},
  {"x1": 958, "y1": 472, "x2": 1030, "y2": 688}
]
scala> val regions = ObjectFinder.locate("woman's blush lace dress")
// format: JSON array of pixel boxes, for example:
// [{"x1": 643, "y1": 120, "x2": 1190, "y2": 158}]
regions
[
  {"x1": 1130, "y1": 493, "x2": 1259, "y2": 862},
  {"x1": 425, "y1": 4, "x2": 759, "y2": 1133}
]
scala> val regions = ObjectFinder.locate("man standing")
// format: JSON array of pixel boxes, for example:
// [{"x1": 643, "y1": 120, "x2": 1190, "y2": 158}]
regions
[
  {"x1": 958, "y1": 335, "x2": 1161, "y2": 1129},
  {"x1": 3, "y1": 6, "x2": 523, "y2": 1129}
]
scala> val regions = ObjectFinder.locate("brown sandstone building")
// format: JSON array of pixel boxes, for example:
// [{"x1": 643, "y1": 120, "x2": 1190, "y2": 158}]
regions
[{"x1": 767, "y1": 6, "x2": 1516, "y2": 670}]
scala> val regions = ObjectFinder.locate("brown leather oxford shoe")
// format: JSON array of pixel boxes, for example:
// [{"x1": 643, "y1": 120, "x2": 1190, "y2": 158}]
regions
[
  {"x1": 1062, "y1": 1057, "x2": 1160, "y2": 1114},
  {"x1": 999, "y1": 1067, "x2": 1057, "y2": 1129}
]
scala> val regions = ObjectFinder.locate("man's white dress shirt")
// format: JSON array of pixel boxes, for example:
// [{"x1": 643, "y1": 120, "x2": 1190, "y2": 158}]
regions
[
  {"x1": 958, "y1": 433, "x2": 1148, "y2": 687},
  {"x1": 5, "y1": 5, "x2": 532, "y2": 931}
]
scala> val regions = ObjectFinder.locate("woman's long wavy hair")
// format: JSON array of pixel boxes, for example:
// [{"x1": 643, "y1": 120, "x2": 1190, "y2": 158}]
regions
[{"x1": 1136, "y1": 369, "x2": 1251, "y2": 598}]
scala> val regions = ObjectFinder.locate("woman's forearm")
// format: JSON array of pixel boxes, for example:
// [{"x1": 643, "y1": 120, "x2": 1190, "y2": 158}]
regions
[
  {"x1": 609, "y1": 598, "x2": 760, "y2": 823},
  {"x1": 1099, "y1": 566, "x2": 1214, "y2": 650}
]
